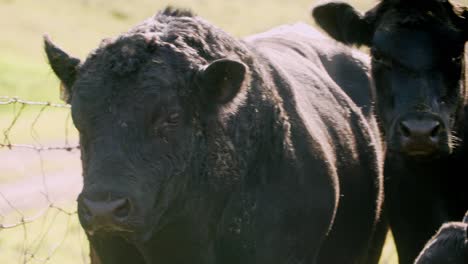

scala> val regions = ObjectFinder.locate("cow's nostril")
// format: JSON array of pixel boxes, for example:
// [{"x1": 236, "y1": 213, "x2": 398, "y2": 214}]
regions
[
  {"x1": 113, "y1": 198, "x2": 132, "y2": 219},
  {"x1": 79, "y1": 197, "x2": 133, "y2": 225},
  {"x1": 430, "y1": 123, "x2": 441, "y2": 138},
  {"x1": 400, "y1": 122, "x2": 411, "y2": 137}
]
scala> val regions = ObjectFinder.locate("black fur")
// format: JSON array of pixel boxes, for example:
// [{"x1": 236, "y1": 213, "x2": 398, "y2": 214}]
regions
[
  {"x1": 312, "y1": 1, "x2": 374, "y2": 46},
  {"x1": 414, "y1": 211, "x2": 468, "y2": 264},
  {"x1": 44, "y1": 35, "x2": 80, "y2": 103}
]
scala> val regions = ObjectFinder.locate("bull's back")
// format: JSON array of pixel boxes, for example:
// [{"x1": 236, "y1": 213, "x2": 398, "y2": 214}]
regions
[
  {"x1": 246, "y1": 24, "x2": 384, "y2": 263},
  {"x1": 245, "y1": 24, "x2": 375, "y2": 166}
]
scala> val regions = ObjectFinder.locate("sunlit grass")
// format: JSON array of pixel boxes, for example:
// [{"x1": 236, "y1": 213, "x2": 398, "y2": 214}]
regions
[
  {"x1": 0, "y1": 105, "x2": 78, "y2": 142},
  {"x1": 0, "y1": 204, "x2": 90, "y2": 264}
]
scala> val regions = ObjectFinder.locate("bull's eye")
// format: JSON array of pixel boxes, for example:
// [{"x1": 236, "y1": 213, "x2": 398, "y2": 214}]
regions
[
  {"x1": 167, "y1": 113, "x2": 180, "y2": 125},
  {"x1": 154, "y1": 112, "x2": 180, "y2": 138}
]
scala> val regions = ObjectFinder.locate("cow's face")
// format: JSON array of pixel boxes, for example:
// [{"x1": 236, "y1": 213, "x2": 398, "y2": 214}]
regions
[
  {"x1": 313, "y1": 0, "x2": 468, "y2": 158},
  {"x1": 44, "y1": 35, "x2": 247, "y2": 243},
  {"x1": 370, "y1": 14, "x2": 465, "y2": 157}
]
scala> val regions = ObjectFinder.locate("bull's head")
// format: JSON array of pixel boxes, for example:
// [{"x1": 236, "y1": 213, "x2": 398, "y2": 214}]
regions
[{"x1": 44, "y1": 27, "x2": 248, "y2": 261}]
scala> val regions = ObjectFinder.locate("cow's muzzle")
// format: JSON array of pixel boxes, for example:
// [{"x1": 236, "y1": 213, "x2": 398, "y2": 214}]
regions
[
  {"x1": 394, "y1": 113, "x2": 447, "y2": 157},
  {"x1": 78, "y1": 192, "x2": 137, "y2": 235}
]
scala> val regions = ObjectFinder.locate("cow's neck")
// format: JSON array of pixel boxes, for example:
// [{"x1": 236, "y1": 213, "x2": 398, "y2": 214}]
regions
[
  {"x1": 452, "y1": 59, "x2": 468, "y2": 156},
  {"x1": 138, "y1": 215, "x2": 216, "y2": 264}
]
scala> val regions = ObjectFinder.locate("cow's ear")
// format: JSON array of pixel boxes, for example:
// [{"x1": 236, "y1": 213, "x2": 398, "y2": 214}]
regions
[
  {"x1": 445, "y1": 1, "x2": 468, "y2": 41},
  {"x1": 312, "y1": 1, "x2": 374, "y2": 46},
  {"x1": 44, "y1": 35, "x2": 81, "y2": 104},
  {"x1": 459, "y1": 8, "x2": 468, "y2": 41},
  {"x1": 197, "y1": 59, "x2": 247, "y2": 106},
  {"x1": 463, "y1": 211, "x2": 468, "y2": 224}
]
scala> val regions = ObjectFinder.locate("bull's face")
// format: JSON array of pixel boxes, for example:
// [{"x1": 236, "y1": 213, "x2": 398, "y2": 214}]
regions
[
  {"x1": 44, "y1": 35, "x2": 247, "y2": 245},
  {"x1": 313, "y1": 0, "x2": 468, "y2": 158},
  {"x1": 72, "y1": 67, "x2": 194, "y2": 241}
]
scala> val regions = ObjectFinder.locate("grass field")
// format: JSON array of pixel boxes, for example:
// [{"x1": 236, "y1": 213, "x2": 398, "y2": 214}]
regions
[{"x1": 1, "y1": 0, "x2": 466, "y2": 263}]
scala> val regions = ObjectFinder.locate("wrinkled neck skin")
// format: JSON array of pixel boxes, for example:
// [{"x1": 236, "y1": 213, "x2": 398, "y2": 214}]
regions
[{"x1": 91, "y1": 56, "x2": 294, "y2": 264}]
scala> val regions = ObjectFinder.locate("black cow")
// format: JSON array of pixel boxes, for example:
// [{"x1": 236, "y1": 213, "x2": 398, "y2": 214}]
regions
[
  {"x1": 415, "y1": 211, "x2": 468, "y2": 264},
  {"x1": 45, "y1": 8, "x2": 384, "y2": 264},
  {"x1": 312, "y1": 0, "x2": 468, "y2": 263}
]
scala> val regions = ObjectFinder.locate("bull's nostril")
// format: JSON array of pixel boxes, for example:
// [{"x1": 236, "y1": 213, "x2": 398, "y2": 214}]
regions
[
  {"x1": 400, "y1": 122, "x2": 411, "y2": 137},
  {"x1": 79, "y1": 196, "x2": 133, "y2": 230},
  {"x1": 113, "y1": 198, "x2": 132, "y2": 219}
]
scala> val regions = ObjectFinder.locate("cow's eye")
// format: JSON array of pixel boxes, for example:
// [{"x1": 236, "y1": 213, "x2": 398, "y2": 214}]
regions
[
  {"x1": 157, "y1": 113, "x2": 179, "y2": 129},
  {"x1": 450, "y1": 56, "x2": 462, "y2": 65},
  {"x1": 166, "y1": 113, "x2": 180, "y2": 126}
]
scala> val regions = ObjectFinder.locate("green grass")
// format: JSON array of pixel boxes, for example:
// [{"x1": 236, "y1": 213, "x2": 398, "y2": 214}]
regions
[
  {"x1": 0, "y1": 0, "x2": 378, "y2": 103},
  {"x1": 0, "y1": 0, "x2": 466, "y2": 101},
  {"x1": 0, "y1": 204, "x2": 89, "y2": 264}
]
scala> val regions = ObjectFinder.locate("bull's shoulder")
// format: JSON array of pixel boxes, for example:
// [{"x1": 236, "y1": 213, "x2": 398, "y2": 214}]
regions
[{"x1": 245, "y1": 24, "x2": 373, "y2": 115}]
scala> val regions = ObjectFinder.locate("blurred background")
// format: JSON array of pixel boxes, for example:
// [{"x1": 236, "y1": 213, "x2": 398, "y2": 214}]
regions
[{"x1": 0, "y1": 0, "x2": 466, "y2": 263}]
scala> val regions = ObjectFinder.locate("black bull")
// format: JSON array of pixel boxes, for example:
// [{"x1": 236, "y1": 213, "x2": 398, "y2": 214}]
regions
[{"x1": 45, "y1": 9, "x2": 385, "y2": 264}]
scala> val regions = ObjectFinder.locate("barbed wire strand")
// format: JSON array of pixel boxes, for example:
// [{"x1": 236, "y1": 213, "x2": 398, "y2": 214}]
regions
[
  {"x1": 0, "y1": 96, "x2": 85, "y2": 264},
  {"x1": 0, "y1": 96, "x2": 397, "y2": 263}
]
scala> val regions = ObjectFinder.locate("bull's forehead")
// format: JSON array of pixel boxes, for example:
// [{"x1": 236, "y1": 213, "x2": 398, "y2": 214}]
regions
[
  {"x1": 72, "y1": 56, "x2": 183, "y2": 129},
  {"x1": 75, "y1": 65, "x2": 182, "y2": 106},
  {"x1": 84, "y1": 34, "x2": 157, "y2": 75},
  {"x1": 76, "y1": 39, "x2": 180, "y2": 100}
]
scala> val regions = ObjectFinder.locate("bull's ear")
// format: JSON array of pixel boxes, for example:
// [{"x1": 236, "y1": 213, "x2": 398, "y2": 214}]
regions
[
  {"x1": 44, "y1": 35, "x2": 81, "y2": 103},
  {"x1": 463, "y1": 210, "x2": 468, "y2": 224},
  {"x1": 197, "y1": 59, "x2": 247, "y2": 106},
  {"x1": 312, "y1": 1, "x2": 374, "y2": 46}
]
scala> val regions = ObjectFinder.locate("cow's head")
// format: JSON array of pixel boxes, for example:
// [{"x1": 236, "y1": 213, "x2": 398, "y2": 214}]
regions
[
  {"x1": 44, "y1": 10, "x2": 248, "y2": 251},
  {"x1": 414, "y1": 211, "x2": 468, "y2": 263},
  {"x1": 313, "y1": 0, "x2": 468, "y2": 158}
]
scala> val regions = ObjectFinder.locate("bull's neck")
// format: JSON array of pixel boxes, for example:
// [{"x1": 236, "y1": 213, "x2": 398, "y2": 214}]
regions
[
  {"x1": 159, "y1": 58, "x2": 295, "y2": 259},
  {"x1": 224, "y1": 63, "x2": 295, "y2": 186}
]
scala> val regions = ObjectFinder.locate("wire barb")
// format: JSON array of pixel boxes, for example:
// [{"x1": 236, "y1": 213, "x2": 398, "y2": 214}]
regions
[{"x1": 0, "y1": 96, "x2": 85, "y2": 263}]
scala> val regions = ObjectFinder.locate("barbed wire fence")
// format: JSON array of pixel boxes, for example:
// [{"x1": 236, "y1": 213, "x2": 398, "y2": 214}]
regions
[
  {"x1": 0, "y1": 95, "x2": 399, "y2": 264},
  {"x1": 0, "y1": 96, "x2": 89, "y2": 264}
]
